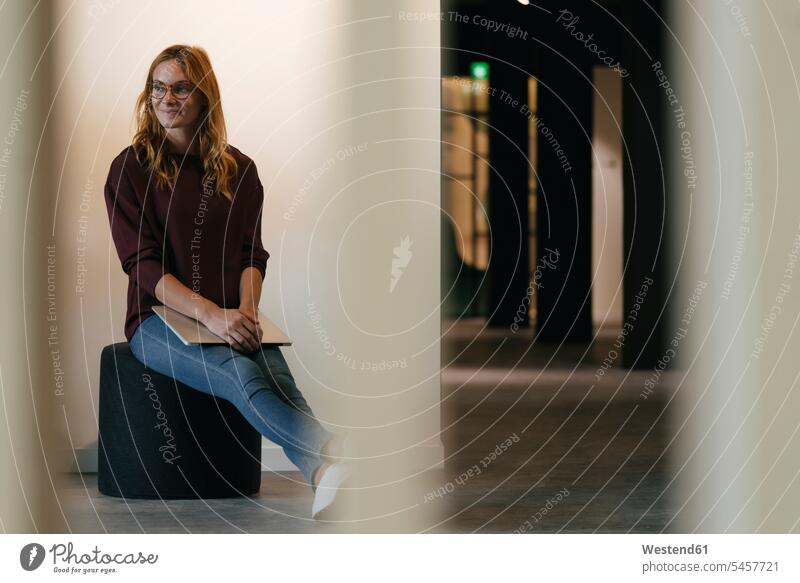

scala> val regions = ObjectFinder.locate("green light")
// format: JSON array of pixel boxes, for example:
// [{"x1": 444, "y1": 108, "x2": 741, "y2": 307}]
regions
[{"x1": 470, "y1": 61, "x2": 490, "y2": 80}]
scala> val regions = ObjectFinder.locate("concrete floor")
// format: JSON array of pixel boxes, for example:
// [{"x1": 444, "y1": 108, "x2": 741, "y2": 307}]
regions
[{"x1": 61, "y1": 319, "x2": 679, "y2": 533}]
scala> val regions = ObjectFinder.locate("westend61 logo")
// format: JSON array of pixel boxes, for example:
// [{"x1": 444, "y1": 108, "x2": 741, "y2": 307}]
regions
[{"x1": 19, "y1": 541, "x2": 158, "y2": 574}]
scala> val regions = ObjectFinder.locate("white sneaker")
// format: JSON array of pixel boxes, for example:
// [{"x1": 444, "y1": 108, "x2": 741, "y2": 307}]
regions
[{"x1": 311, "y1": 462, "x2": 350, "y2": 520}]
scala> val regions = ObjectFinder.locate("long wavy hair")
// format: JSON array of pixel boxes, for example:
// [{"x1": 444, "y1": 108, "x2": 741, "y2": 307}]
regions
[{"x1": 132, "y1": 45, "x2": 238, "y2": 200}]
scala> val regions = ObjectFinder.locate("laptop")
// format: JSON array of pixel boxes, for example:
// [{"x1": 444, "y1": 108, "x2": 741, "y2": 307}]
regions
[{"x1": 151, "y1": 305, "x2": 292, "y2": 346}]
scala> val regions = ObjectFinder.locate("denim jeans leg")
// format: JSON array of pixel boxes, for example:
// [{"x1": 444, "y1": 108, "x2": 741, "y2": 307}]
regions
[
  {"x1": 248, "y1": 346, "x2": 335, "y2": 481},
  {"x1": 129, "y1": 315, "x2": 330, "y2": 484}
]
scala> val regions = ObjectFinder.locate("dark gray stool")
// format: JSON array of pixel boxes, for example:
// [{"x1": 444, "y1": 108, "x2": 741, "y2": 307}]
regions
[{"x1": 97, "y1": 342, "x2": 262, "y2": 499}]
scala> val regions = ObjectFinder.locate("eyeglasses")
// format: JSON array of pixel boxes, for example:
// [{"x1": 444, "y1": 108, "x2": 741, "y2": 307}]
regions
[{"x1": 149, "y1": 80, "x2": 195, "y2": 100}]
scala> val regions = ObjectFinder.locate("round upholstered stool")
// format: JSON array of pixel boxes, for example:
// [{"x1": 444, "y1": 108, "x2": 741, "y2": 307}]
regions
[{"x1": 97, "y1": 342, "x2": 262, "y2": 499}]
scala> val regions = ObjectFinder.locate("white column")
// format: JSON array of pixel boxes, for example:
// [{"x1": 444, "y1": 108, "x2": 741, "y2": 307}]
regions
[
  {"x1": 0, "y1": 1, "x2": 64, "y2": 532},
  {"x1": 333, "y1": 0, "x2": 443, "y2": 530},
  {"x1": 671, "y1": 0, "x2": 800, "y2": 532}
]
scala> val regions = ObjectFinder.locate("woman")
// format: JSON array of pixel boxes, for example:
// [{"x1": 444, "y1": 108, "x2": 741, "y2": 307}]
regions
[{"x1": 103, "y1": 45, "x2": 347, "y2": 520}]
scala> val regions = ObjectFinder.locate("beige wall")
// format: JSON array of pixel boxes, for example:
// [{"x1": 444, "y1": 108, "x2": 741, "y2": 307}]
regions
[{"x1": 51, "y1": 0, "x2": 442, "y2": 482}]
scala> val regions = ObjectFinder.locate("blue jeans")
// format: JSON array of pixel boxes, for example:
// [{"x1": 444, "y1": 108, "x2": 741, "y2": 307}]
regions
[{"x1": 130, "y1": 314, "x2": 333, "y2": 485}]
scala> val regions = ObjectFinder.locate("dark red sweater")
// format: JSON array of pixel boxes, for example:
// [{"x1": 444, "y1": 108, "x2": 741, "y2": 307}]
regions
[{"x1": 104, "y1": 144, "x2": 270, "y2": 342}]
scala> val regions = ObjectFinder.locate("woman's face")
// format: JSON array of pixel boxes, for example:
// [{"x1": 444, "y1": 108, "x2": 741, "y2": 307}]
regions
[{"x1": 150, "y1": 59, "x2": 205, "y2": 130}]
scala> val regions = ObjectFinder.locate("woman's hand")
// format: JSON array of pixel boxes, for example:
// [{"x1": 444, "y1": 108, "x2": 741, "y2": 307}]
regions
[
  {"x1": 200, "y1": 305, "x2": 262, "y2": 353},
  {"x1": 239, "y1": 305, "x2": 263, "y2": 343}
]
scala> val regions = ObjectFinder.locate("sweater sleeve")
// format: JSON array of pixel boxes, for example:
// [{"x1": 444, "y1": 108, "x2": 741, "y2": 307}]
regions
[
  {"x1": 241, "y1": 169, "x2": 270, "y2": 278},
  {"x1": 104, "y1": 158, "x2": 166, "y2": 298}
]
